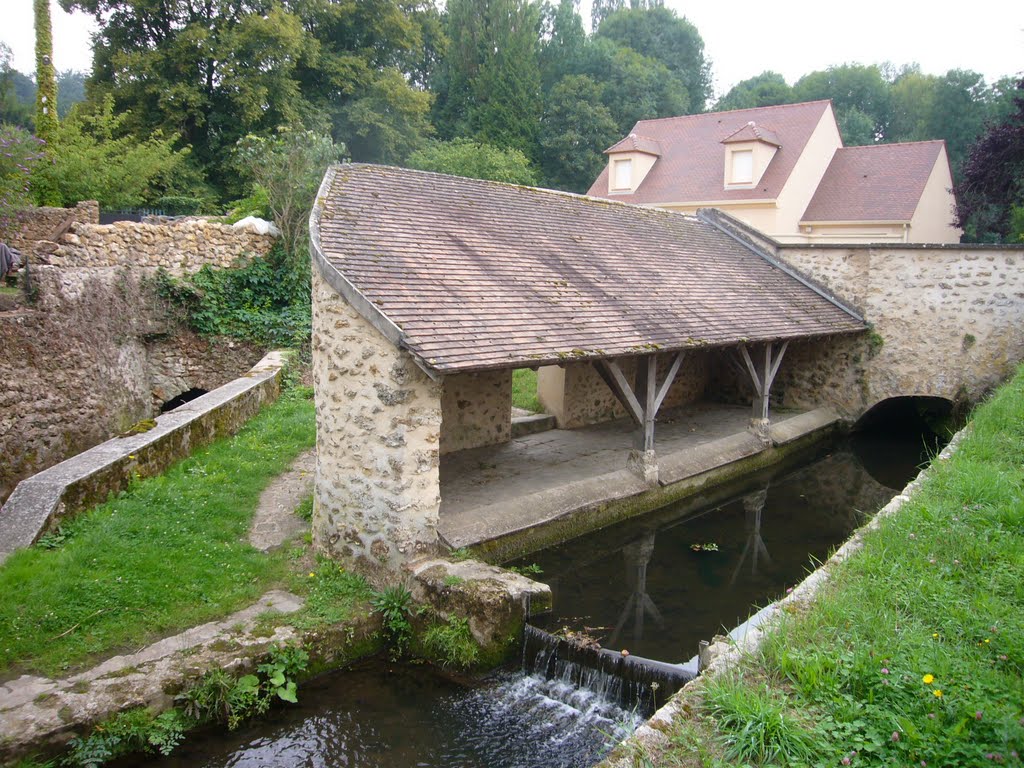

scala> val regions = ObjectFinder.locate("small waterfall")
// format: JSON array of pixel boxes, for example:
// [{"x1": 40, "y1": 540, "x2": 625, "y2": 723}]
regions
[{"x1": 522, "y1": 624, "x2": 695, "y2": 717}]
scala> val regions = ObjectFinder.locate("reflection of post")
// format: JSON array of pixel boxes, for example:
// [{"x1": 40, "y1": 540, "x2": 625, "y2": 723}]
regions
[
  {"x1": 730, "y1": 489, "x2": 772, "y2": 585},
  {"x1": 608, "y1": 531, "x2": 664, "y2": 647}
]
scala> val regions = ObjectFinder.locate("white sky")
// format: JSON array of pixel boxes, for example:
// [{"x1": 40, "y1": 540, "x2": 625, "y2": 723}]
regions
[{"x1": 2, "y1": 0, "x2": 1022, "y2": 98}]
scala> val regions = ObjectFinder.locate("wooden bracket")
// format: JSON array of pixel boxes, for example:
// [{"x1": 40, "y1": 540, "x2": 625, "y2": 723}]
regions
[
  {"x1": 594, "y1": 351, "x2": 686, "y2": 451},
  {"x1": 736, "y1": 341, "x2": 789, "y2": 421}
]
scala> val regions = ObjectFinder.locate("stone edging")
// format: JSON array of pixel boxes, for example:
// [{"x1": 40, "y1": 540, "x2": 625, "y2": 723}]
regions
[
  {"x1": 0, "y1": 351, "x2": 291, "y2": 564},
  {"x1": 597, "y1": 427, "x2": 968, "y2": 766}
]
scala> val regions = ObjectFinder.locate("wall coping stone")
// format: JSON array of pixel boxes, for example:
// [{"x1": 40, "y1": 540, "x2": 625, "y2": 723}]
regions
[{"x1": 0, "y1": 351, "x2": 291, "y2": 564}]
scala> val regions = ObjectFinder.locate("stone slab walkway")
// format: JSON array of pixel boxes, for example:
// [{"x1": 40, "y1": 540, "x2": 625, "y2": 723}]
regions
[
  {"x1": 248, "y1": 448, "x2": 316, "y2": 550},
  {"x1": 439, "y1": 402, "x2": 838, "y2": 553}
]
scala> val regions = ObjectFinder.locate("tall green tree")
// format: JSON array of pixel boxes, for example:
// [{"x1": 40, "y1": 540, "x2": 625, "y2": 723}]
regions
[
  {"x1": 34, "y1": 0, "x2": 60, "y2": 147},
  {"x1": 0, "y1": 44, "x2": 34, "y2": 128},
  {"x1": 540, "y1": 0, "x2": 587, "y2": 90},
  {"x1": 794, "y1": 63, "x2": 891, "y2": 142},
  {"x1": 595, "y1": 6, "x2": 710, "y2": 112},
  {"x1": 434, "y1": 0, "x2": 543, "y2": 157},
  {"x1": 714, "y1": 71, "x2": 793, "y2": 112},
  {"x1": 405, "y1": 138, "x2": 538, "y2": 184},
  {"x1": 539, "y1": 74, "x2": 618, "y2": 191}
]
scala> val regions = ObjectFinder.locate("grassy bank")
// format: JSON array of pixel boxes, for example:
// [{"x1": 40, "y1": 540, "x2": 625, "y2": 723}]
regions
[
  {"x1": 0, "y1": 389, "x2": 322, "y2": 678},
  {"x1": 512, "y1": 368, "x2": 542, "y2": 412},
  {"x1": 653, "y1": 368, "x2": 1024, "y2": 767}
]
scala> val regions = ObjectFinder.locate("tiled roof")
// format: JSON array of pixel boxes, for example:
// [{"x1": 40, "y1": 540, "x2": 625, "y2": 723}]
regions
[
  {"x1": 604, "y1": 134, "x2": 663, "y2": 156},
  {"x1": 721, "y1": 121, "x2": 781, "y2": 147},
  {"x1": 586, "y1": 101, "x2": 833, "y2": 204},
  {"x1": 313, "y1": 165, "x2": 865, "y2": 374},
  {"x1": 801, "y1": 141, "x2": 945, "y2": 222}
]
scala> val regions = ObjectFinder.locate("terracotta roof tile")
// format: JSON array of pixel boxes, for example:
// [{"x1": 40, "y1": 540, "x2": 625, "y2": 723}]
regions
[
  {"x1": 721, "y1": 121, "x2": 781, "y2": 147},
  {"x1": 314, "y1": 165, "x2": 865, "y2": 374},
  {"x1": 587, "y1": 101, "x2": 833, "y2": 204},
  {"x1": 604, "y1": 133, "x2": 663, "y2": 156},
  {"x1": 801, "y1": 141, "x2": 945, "y2": 222}
]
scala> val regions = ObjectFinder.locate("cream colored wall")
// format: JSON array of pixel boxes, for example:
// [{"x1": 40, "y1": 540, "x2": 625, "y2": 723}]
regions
[
  {"x1": 772, "y1": 105, "x2": 843, "y2": 239},
  {"x1": 799, "y1": 222, "x2": 907, "y2": 243},
  {"x1": 607, "y1": 151, "x2": 659, "y2": 194},
  {"x1": 440, "y1": 369, "x2": 512, "y2": 454},
  {"x1": 311, "y1": 268, "x2": 443, "y2": 585},
  {"x1": 658, "y1": 201, "x2": 781, "y2": 233},
  {"x1": 722, "y1": 141, "x2": 778, "y2": 187},
  {"x1": 909, "y1": 147, "x2": 962, "y2": 244}
]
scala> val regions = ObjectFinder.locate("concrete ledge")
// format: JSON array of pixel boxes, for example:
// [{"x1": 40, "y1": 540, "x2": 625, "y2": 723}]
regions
[
  {"x1": 770, "y1": 407, "x2": 840, "y2": 445},
  {"x1": 511, "y1": 413, "x2": 556, "y2": 438},
  {"x1": 0, "y1": 351, "x2": 291, "y2": 564}
]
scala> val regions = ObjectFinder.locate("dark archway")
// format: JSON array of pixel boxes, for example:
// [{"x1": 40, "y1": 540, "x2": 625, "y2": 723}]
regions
[
  {"x1": 160, "y1": 388, "x2": 208, "y2": 413},
  {"x1": 851, "y1": 396, "x2": 955, "y2": 489}
]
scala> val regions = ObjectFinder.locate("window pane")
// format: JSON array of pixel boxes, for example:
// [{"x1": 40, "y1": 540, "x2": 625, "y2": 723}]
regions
[{"x1": 614, "y1": 159, "x2": 632, "y2": 189}]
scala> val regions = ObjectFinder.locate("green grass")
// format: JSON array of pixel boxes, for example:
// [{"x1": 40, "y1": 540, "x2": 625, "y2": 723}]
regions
[
  {"x1": 667, "y1": 366, "x2": 1024, "y2": 767},
  {"x1": 0, "y1": 389, "x2": 317, "y2": 678},
  {"x1": 512, "y1": 368, "x2": 542, "y2": 412}
]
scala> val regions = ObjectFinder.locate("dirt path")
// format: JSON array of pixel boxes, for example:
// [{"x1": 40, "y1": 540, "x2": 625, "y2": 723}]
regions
[{"x1": 248, "y1": 448, "x2": 316, "y2": 551}]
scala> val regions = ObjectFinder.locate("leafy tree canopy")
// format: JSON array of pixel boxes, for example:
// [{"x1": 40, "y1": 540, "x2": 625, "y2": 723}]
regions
[
  {"x1": 539, "y1": 74, "x2": 619, "y2": 192},
  {"x1": 794, "y1": 63, "x2": 890, "y2": 142},
  {"x1": 714, "y1": 71, "x2": 793, "y2": 112},
  {"x1": 595, "y1": 5, "x2": 711, "y2": 112},
  {"x1": 0, "y1": 124, "x2": 45, "y2": 238},
  {"x1": 405, "y1": 138, "x2": 538, "y2": 185},
  {"x1": 30, "y1": 95, "x2": 188, "y2": 209},
  {"x1": 955, "y1": 79, "x2": 1024, "y2": 242}
]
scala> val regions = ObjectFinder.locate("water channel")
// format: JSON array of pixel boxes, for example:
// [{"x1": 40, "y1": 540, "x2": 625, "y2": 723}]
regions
[{"x1": 133, "y1": 420, "x2": 942, "y2": 768}]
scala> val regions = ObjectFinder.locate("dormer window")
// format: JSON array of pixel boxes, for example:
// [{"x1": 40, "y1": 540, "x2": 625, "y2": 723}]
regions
[
  {"x1": 613, "y1": 158, "x2": 633, "y2": 190},
  {"x1": 730, "y1": 150, "x2": 753, "y2": 185}
]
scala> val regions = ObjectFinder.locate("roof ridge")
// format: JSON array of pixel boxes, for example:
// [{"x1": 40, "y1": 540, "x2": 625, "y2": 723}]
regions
[
  {"x1": 633, "y1": 99, "x2": 832, "y2": 127},
  {"x1": 348, "y1": 162, "x2": 701, "y2": 223},
  {"x1": 835, "y1": 139, "x2": 945, "y2": 151}
]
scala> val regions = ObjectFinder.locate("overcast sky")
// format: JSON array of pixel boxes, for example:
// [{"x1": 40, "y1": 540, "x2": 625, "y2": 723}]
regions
[{"x1": 3, "y1": 0, "x2": 1022, "y2": 99}]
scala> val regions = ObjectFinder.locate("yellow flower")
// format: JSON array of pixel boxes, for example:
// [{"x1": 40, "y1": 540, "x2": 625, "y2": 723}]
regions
[
  {"x1": 932, "y1": 633, "x2": 939, "y2": 639},
  {"x1": 308, "y1": 572, "x2": 315, "y2": 578},
  {"x1": 922, "y1": 674, "x2": 935, "y2": 684},
  {"x1": 933, "y1": 689, "x2": 943, "y2": 698},
  {"x1": 984, "y1": 638, "x2": 990, "y2": 644}
]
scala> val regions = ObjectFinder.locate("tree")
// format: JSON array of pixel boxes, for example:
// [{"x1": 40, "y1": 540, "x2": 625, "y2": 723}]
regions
[
  {"x1": 955, "y1": 79, "x2": 1024, "y2": 242},
  {"x1": 0, "y1": 125, "x2": 45, "y2": 239},
  {"x1": 338, "y1": 69, "x2": 433, "y2": 164},
  {"x1": 405, "y1": 138, "x2": 538, "y2": 185},
  {"x1": 30, "y1": 95, "x2": 189, "y2": 209},
  {"x1": 34, "y1": 0, "x2": 59, "y2": 146},
  {"x1": 434, "y1": 0, "x2": 544, "y2": 157},
  {"x1": 714, "y1": 72, "x2": 793, "y2": 112},
  {"x1": 926, "y1": 69, "x2": 992, "y2": 172},
  {"x1": 595, "y1": 6, "x2": 711, "y2": 112},
  {"x1": 539, "y1": 0, "x2": 587, "y2": 90},
  {"x1": 539, "y1": 74, "x2": 618, "y2": 192},
  {"x1": 888, "y1": 67, "x2": 939, "y2": 142},
  {"x1": 0, "y1": 45, "x2": 34, "y2": 128},
  {"x1": 234, "y1": 129, "x2": 345, "y2": 262},
  {"x1": 576, "y1": 37, "x2": 688, "y2": 132},
  {"x1": 794, "y1": 64, "x2": 890, "y2": 142}
]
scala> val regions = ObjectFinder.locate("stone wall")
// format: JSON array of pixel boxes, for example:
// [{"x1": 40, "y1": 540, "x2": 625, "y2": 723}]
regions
[
  {"x1": 775, "y1": 244, "x2": 1024, "y2": 417},
  {"x1": 43, "y1": 218, "x2": 276, "y2": 272},
  {"x1": 5, "y1": 201, "x2": 99, "y2": 255},
  {"x1": 311, "y1": 268, "x2": 443, "y2": 585},
  {"x1": 440, "y1": 370, "x2": 512, "y2": 454},
  {"x1": 539, "y1": 351, "x2": 711, "y2": 429},
  {"x1": 0, "y1": 266, "x2": 263, "y2": 504}
]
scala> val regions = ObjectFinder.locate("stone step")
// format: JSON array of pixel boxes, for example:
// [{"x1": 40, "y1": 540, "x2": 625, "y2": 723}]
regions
[{"x1": 511, "y1": 413, "x2": 556, "y2": 438}]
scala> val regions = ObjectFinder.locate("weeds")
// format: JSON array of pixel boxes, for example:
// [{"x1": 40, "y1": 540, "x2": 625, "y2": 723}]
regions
[
  {"x1": 422, "y1": 616, "x2": 479, "y2": 669},
  {"x1": 61, "y1": 709, "x2": 187, "y2": 767},
  {"x1": 372, "y1": 584, "x2": 414, "y2": 657}
]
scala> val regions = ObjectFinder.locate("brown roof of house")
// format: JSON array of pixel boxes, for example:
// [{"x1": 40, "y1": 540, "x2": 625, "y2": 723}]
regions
[
  {"x1": 586, "y1": 100, "x2": 834, "y2": 204},
  {"x1": 800, "y1": 141, "x2": 945, "y2": 222},
  {"x1": 312, "y1": 164, "x2": 865, "y2": 374},
  {"x1": 721, "y1": 121, "x2": 781, "y2": 147},
  {"x1": 605, "y1": 134, "x2": 663, "y2": 156}
]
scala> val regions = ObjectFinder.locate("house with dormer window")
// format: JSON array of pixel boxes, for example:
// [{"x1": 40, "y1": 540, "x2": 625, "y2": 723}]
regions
[{"x1": 587, "y1": 100, "x2": 961, "y2": 244}]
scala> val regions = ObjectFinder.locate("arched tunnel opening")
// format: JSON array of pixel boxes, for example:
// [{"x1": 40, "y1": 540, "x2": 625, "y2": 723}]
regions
[
  {"x1": 160, "y1": 388, "x2": 209, "y2": 413},
  {"x1": 850, "y1": 396, "x2": 956, "y2": 489}
]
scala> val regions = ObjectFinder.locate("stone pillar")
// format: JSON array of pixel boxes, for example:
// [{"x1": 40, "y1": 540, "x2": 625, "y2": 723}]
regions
[{"x1": 311, "y1": 269, "x2": 443, "y2": 586}]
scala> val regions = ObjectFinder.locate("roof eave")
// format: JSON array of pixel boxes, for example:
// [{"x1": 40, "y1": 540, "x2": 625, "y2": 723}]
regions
[{"x1": 310, "y1": 165, "x2": 440, "y2": 381}]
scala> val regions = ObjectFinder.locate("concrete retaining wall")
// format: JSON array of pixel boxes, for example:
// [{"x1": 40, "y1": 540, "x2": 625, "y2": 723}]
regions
[{"x1": 0, "y1": 351, "x2": 290, "y2": 564}]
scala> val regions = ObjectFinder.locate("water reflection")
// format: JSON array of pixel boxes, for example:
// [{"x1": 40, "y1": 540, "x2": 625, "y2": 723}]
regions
[{"x1": 520, "y1": 443, "x2": 903, "y2": 663}]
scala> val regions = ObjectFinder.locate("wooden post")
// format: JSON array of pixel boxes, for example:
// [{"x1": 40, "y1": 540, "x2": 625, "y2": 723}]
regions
[{"x1": 736, "y1": 341, "x2": 789, "y2": 442}]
